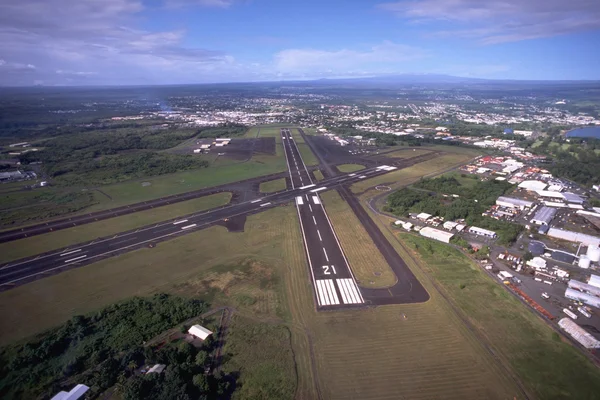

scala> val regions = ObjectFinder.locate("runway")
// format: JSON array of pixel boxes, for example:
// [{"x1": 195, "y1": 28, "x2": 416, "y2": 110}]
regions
[
  {"x1": 283, "y1": 128, "x2": 366, "y2": 309},
  {"x1": 0, "y1": 158, "x2": 393, "y2": 290}
]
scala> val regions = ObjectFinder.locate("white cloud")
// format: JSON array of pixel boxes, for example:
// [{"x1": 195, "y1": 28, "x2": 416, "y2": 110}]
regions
[
  {"x1": 379, "y1": 0, "x2": 600, "y2": 43},
  {"x1": 274, "y1": 41, "x2": 427, "y2": 76}
]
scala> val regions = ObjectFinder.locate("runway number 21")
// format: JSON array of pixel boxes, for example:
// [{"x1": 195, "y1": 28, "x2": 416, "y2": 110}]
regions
[{"x1": 323, "y1": 265, "x2": 337, "y2": 275}]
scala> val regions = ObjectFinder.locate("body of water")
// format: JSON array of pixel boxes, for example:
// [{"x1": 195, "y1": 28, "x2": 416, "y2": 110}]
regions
[{"x1": 566, "y1": 126, "x2": 600, "y2": 139}]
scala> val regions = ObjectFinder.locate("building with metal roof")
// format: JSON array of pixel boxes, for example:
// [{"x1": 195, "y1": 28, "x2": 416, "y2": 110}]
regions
[
  {"x1": 419, "y1": 227, "x2": 454, "y2": 243},
  {"x1": 562, "y1": 192, "x2": 585, "y2": 204},
  {"x1": 468, "y1": 226, "x2": 497, "y2": 238},
  {"x1": 188, "y1": 325, "x2": 213, "y2": 340},
  {"x1": 547, "y1": 228, "x2": 600, "y2": 247},
  {"x1": 518, "y1": 180, "x2": 547, "y2": 191},
  {"x1": 146, "y1": 364, "x2": 166, "y2": 374},
  {"x1": 496, "y1": 196, "x2": 534, "y2": 209},
  {"x1": 565, "y1": 288, "x2": 600, "y2": 309},
  {"x1": 51, "y1": 385, "x2": 89, "y2": 400},
  {"x1": 530, "y1": 206, "x2": 557, "y2": 226},
  {"x1": 528, "y1": 241, "x2": 545, "y2": 255},
  {"x1": 416, "y1": 212, "x2": 432, "y2": 221},
  {"x1": 589, "y1": 274, "x2": 600, "y2": 289},
  {"x1": 551, "y1": 250, "x2": 576, "y2": 264},
  {"x1": 568, "y1": 280, "x2": 600, "y2": 298},
  {"x1": 558, "y1": 318, "x2": 600, "y2": 348}
]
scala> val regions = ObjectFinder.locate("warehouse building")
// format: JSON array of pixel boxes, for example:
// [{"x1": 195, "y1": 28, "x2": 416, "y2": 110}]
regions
[
  {"x1": 416, "y1": 212, "x2": 432, "y2": 222},
  {"x1": 188, "y1": 325, "x2": 213, "y2": 340},
  {"x1": 468, "y1": 226, "x2": 497, "y2": 239},
  {"x1": 558, "y1": 318, "x2": 600, "y2": 348},
  {"x1": 562, "y1": 192, "x2": 585, "y2": 204},
  {"x1": 565, "y1": 288, "x2": 600, "y2": 309},
  {"x1": 589, "y1": 274, "x2": 600, "y2": 289},
  {"x1": 547, "y1": 228, "x2": 600, "y2": 247},
  {"x1": 51, "y1": 384, "x2": 89, "y2": 400},
  {"x1": 443, "y1": 221, "x2": 459, "y2": 230},
  {"x1": 518, "y1": 180, "x2": 547, "y2": 191},
  {"x1": 530, "y1": 206, "x2": 557, "y2": 226},
  {"x1": 419, "y1": 227, "x2": 454, "y2": 243},
  {"x1": 568, "y1": 280, "x2": 600, "y2": 298},
  {"x1": 496, "y1": 196, "x2": 534, "y2": 210}
]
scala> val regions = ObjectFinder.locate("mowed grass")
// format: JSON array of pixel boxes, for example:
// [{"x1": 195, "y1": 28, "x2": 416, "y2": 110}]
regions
[
  {"x1": 336, "y1": 163, "x2": 365, "y2": 173},
  {"x1": 259, "y1": 178, "x2": 287, "y2": 193},
  {"x1": 313, "y1": 169, "x2": 324, "y2": 181},
  {"x1": 0, "y1": 192, "x2": 232, "y2": 264},
  {"x1": 351, "y1": 153, "x2": 471, "y2": 194},
  {"x1": 399, "y1": 234, "x2": 600, "y2": 399},
  {"x1": 320, "y1": 190, "x2": 396, "y2": 288},
  {"x1": 441, "y1": 170, "x2": 480, "y2": 188},
  {"x1": 383, "y1": 148, "x2": 432, "y2": 158},
  {"x1": 291, "y1": 129, "x2": 319, "y2": 166}
]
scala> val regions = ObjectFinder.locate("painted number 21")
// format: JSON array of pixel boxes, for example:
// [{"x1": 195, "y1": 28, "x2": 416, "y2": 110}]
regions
[{"x1": 323, "y1": 265, "x2": 337, "y2": 275}]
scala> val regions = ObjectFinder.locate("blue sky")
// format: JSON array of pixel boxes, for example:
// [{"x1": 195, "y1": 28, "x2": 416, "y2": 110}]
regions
[{"x1": 0, "y1": 0, "x2": 599, "y2": 85}]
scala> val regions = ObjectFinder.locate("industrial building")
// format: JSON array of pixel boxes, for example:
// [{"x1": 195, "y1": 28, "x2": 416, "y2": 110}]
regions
[
  {"x1": 530, "y1": 206, "x2": 557, "y2": 226},
  {"x1": 496, "y1": 196, "x2": 534, "y2": 210},
  {"x1": 568, "y1": 279, "x2": 600, "y2": 298},
  {"x1": 565, "y1": 288, "x2": 600, "y2": 309},
  {"x1": 468, "y1": 226, "x2": 497, "y2": 239},
  {"x1": 547, "y1": 228, "x2": 600, "y2": 247},
  {"x1": 518, "y1": 180, "x2": 547, "y2": 191},
  {"x1": 589, "y1": 274, "x2": 600, "y2": 289},
  {"x1": 558, "y1": 318, "x2": 600, "y2": 349},
  {"x1": 416, "y1": 213, "x2": 432, "y2": 221},
  {"x1": 51, "y1": 384, "x2": 89, "y2": 400},
  {"x1": 0, "y1": 170, "x2": 24, "y2": 181},
  {"x1": 146, "y1": 364, "x2": 166, "y2": 374},
  {"x1": 188, "y1": 324, "x2": 213, "y2": 340},
  {"x1": 443, "y1": 221, "x2": 459, "y2": 230},
  {"x1": 419, "y1": 227, "x2": 454, "y2": 243}
]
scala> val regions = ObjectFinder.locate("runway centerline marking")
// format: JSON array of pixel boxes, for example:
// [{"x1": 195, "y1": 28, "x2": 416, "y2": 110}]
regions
[
  {"x1": 64, "y1": 255, "x2": 87, "y2": 263},
  {"x1": 60, "y1": 249, "x2": 82, "y2": 257},
  {"x1": 172, "y1": 219, "x2": 188, "y2": 225},
  {"x1": 260, "y1": 202, "x2": 271, "y2": 207},
  {"x1": 317, "y1": 230, "x2": 322, "y2": 241},
  {"x1": 323, "y1": 248, "x2": 329, "y2": 262},
  {"x1": 312, "y1": 216, "x2": 317, "y2": 225}
]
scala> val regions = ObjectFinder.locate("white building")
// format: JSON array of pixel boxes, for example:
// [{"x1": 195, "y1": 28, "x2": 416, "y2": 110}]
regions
[
  {"x1": 51, "y1": 385, "x2": 89, "y2": 400},
  {"x1": 419, "y1": 227, "x2": 454, "y2": 243},
  {"x1": 565, "y1": 288, "x2": 600, "y2": 309},
  {"x1": 443, "y1": 221, "x2": 459, "y2": 230},
  {"x1": 530, "y1": 206, "x2": 557, "y2": 226},
  {"x1": 513, "y1": 130, "x2": 534, "y2": 137},
  {"x1": 547, "y1": 228, "x2": 600, "y2": 247},
  {"x1": 188, "y1": 325, "x2": 213, "y2": 340},
  {"x1": 518, "y1": 180, "x2": 547, "y2": 191},
  {"x1": 589, "y1": 274, "x2": 600, "y2": 289},
  {"x1": 558, "y1": 318, "x2": 600, "y2": 348},
  {"x1": 468, "y1": 226, "x2": 497, "y2": 238},
  {"x1": 496, "y1": 196, "x2": 534, "y2": 210},
  {"x1": 416, "y1": 212, "x2": 432, "y2": 221},
  {"x1": 527, "y1": 257, "x2": 547, "y2": 270},
  {"x1": 147, "y1": 364, "x2": 166, "y2": 374}
]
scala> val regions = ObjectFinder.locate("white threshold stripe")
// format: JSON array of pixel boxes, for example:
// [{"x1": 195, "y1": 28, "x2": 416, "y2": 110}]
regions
[
  {"x1": 321, "y1": 280, "x2": 335, "y2": 305},
  {"x1": 60, "y1": 249, "x2": 81, "y2": 257},
  {"x1": 336, "y1": 279, "x2": 351, "y2": 304},
  {"x1": 181, "y1": 224, "x2": 197, "y2": 230},
  {"x1": 342, "y1": 279, "x2": 362, "y2": 303},
  {"x1": 300, "y1": 184, "x2": 316, "y2": 190},
  {"x1": 172, "y1": 219, "x2": 188, "y2": 225},
  {"x1": 338, "y1": 279, "x2": 356, "y2": 303},
  {"x1": 310, "y1": 187, "x2": 327, "y2": 193},
  {"x1": 316, "y1": 280, "x2": 329, "y2": 305},
  {"x1": 64, "y1": 255, "x2": 87, "y2": 263},
  {"x1": 260, "y1": 202, "x2": 271, "y2": 207},
  {"x1": 324, "y1": 280, "x2": 340, "y2": 305}
]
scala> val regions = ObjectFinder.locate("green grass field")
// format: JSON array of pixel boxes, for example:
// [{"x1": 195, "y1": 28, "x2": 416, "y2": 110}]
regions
[
  {"x1": 335, "y1": 164, "x2": 365, "y2": 173},
  {"x1": 0, "y1": 192, "x2": 232, "y2": 263},
  {"x1": 398, "y1": 233, "x2": 600, "y2": 399},
  {"x1": 291, "y1": 129, "x2": 319, "y2": 166},
  {"x1": 313, "y1": 170, "x2": 324, "y2": 181},
  {"x1": 351, "y1": 153, "x2": 471, "y2": 194},
  {"x1": 383, "y1": 148, "x2": 432, "y2": 158},
  {"x1": 441, "y1": 170, "x2": 480, "y2": 188},
  {"x1": 259, "y1": 178, "x2": 287, "y2": 193},
  {"x1": 320, "y1": 190, "x2": 396, "y2": 287}
]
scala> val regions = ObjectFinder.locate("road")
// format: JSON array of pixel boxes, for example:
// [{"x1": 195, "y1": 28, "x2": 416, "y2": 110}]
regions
[{"x1": 0, "y1": 160, "x2": 394, "y2": 290}]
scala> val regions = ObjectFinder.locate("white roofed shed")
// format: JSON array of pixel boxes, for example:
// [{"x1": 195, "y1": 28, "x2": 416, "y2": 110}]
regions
[{"x1": 188, "y1": 325, "x2": 213, "y2": 340}]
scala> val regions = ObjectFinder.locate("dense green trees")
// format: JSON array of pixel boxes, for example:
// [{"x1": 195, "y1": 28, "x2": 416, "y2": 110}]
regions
[
  {"x1": 0, "y1": 294, "x2": 208, "y2": 399},
  {"x1": 387, "y1": 177, "x2": 523, "y2": 244}
]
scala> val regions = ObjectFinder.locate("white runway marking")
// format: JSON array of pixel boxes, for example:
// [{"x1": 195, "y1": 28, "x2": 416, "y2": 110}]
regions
[
  {"x1": 309, "y1": 187, "x2": 327, "y2": 193},
  {"x1": 308, "y1": 204, "x2": 313, "y2": 212},
  {"x1": 251, "y1": 199, "x2": 262, "y2": 203},
  {"x1": 324, "y1": 279, "x2": 340, "y2": 305},
  {"x1": 60, "y1": 249, "x2": 81, "y2": 257},
  {"x1": 260, "y1": 202, "x2": 272, "y2": 207},
  {"x1": 349, "y1": 173, "x2": 356, "y2": 176},
  {"x1": 181, "y1": 224, "x2": 197, "y2": 230},
  {"x1": 300, "y1": 184, "x2": 316, "y2": 189},
  {"x1": 337, "y1": 279, "x2": 363, "y2": 304},
  {"x1": 64, "y1": 255, "x2": 87, "y2": 263},
  {"x1": 317, "y1": 230, "x2": 322, "y2": 241},
  {"x1": 296, "y1": 196, "x2": 304, "y2": 205},
  {"x1": 172, "y1": 219, "x2": 188, "y2": 225},
  {"x1": 312, "y1": 196, "x2": 321, "y2": 205},
  {"x1": 316, "y1": 279, "x2": 339, "y2": 305},
  {"x1": 312, "y1": 216, "x2": 317, "y2": 225},
  {"x1": 323, "y1": 248, "x2": 329, "y2": 262},
  {"x1": 359, "y1": 175, "x2": 367, "y2": 179}
]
